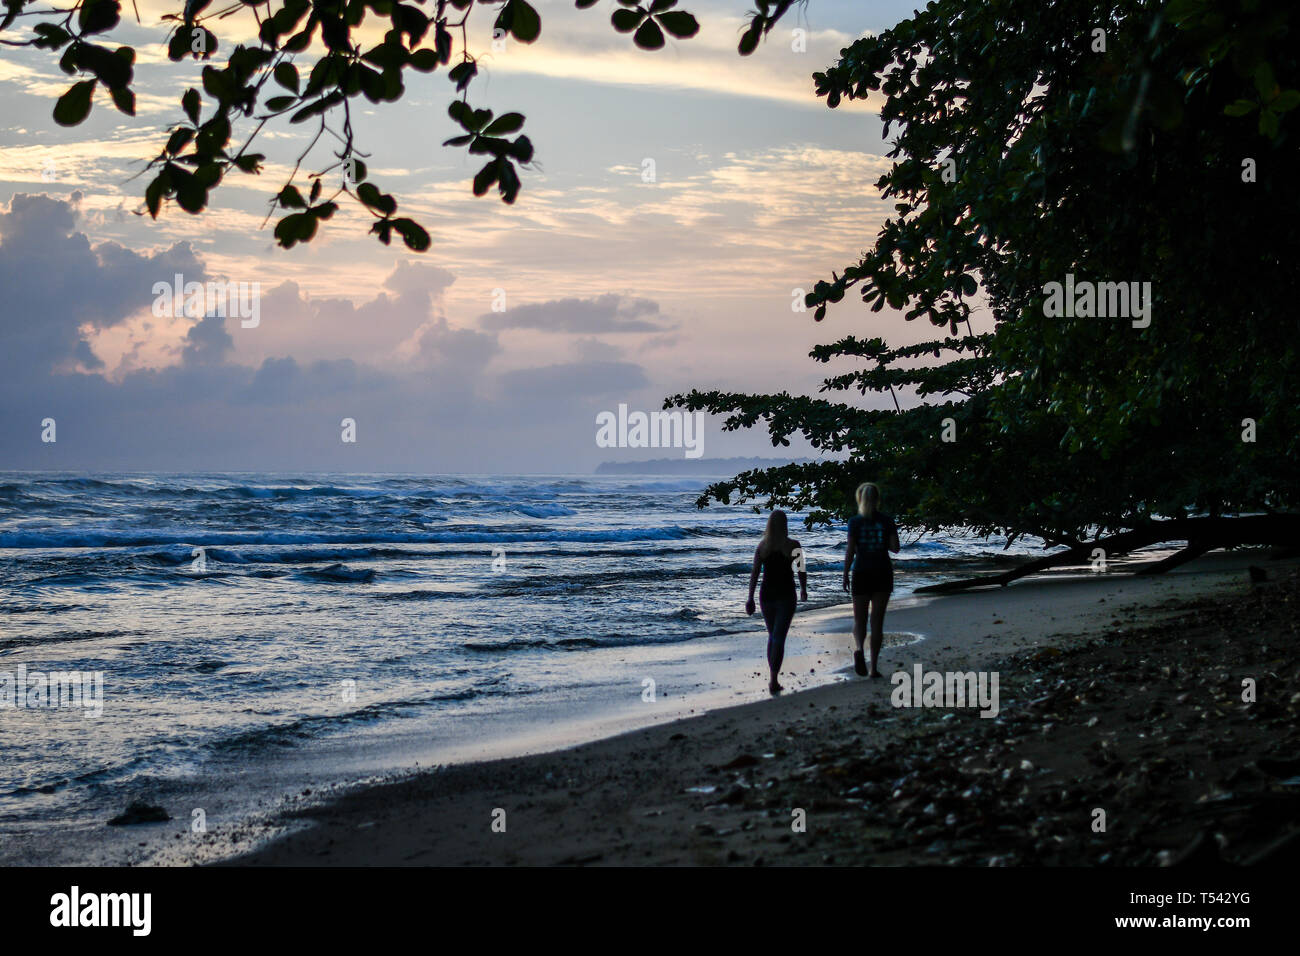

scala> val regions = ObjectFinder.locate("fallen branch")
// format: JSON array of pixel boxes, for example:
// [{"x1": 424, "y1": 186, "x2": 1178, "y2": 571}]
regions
[{"x1": 915, "y1": 515, "x2": 1300, "y2": 594}]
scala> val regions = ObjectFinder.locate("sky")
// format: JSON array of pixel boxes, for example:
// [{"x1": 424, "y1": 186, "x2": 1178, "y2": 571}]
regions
[{"x1": 0, "y1": 0, "x2": 936, "y2": 473}]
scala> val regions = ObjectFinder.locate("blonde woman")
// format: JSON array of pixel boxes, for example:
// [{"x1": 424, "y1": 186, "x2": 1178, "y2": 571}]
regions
[
  {"x1": 746, "y1": 509, "x2": 808, "y2": 694},
  {"x1": 843, "y1": 482, "x2": 900, "y2": 678}
]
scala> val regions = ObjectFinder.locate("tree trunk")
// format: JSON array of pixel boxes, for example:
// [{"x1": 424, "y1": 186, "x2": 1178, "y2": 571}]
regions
[{"x1": 914, "y1": 515, "x2": 1300, "y2": 594}]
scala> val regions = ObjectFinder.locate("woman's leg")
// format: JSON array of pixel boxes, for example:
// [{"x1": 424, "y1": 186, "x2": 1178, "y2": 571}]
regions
[
  {"x1": 851, "y1": 594, "x2": 870, "y2": 675},
  {"x1": 852, "y1": 595, "x2": 870, "y2": 649},
  {"x1": 768, "y1": 601, "x2": 794, "y2": 673},
  {"x1": 867, "y1": 590, "x2": 890, "y2": 677},
  {"x1": 763, "y1": 599, "x2": 794, "y2": 691},
  {"x1": 760, "y1": 599, "x2": 779, "y2": 690}
]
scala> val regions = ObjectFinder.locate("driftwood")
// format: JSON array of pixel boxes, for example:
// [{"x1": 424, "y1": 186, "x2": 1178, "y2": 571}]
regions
[{"x1": 915, "y1": 515, "x2": 1300, "y2": 594}]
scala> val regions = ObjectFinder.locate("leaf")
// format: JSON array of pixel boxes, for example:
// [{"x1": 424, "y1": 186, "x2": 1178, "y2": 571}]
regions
[
  {"x1": 484, "y1": 112, "x2": 524, "y2": 135},
  {"x1": 145, "y1": 174, "x2": 164, "y2": 218},
  {"x1": 611, "y1": 8, "x2": 643, "y2": 33},
  {"x1": 509, "y1": 0, "x2": 540, "y2": 43},
  {"x1": 508, "y1": 133, "x2": 534, "y2": 163},
  {"x1": 173, "y1": 169, "x2": 207, "y2": 213},
  {"x1": 343, "y1": 157, "x2": 366, "y2": 183},
  {"x1": 277, "y1": 184, "x2": 307, "y2": 209},
  {"x1": 1259, "y1": 109, "x2": 1279, "y2": 139},
  {"x1": 657, "y1": 11, "x2": 698, "y2": 39},
  {"x1": 472, "y1": 162, "x2": 497, "y2": 197},
  {"x1": 182, "y1": 87, "x2": 201, "y2": 123},
  {"x1": 33, "y1": 23, "x2": 72, "y2": 50},
  {"x1": 111, "y1": 86, "x2": 135, "y2": 116},
  {"x1": 1253, "y1": 62, "x2": 1277, "y2": 101},
  {"x1": 231, "y1": 152, "x2": 264, "y2": 173},
  {"x1": 274, "y1": 62, "x2": 300, "y2": 93},
  {"x1": 78, "y1": 0, "x2": 120, "y2": 36},
  {"x1": 166, "y1": 128, "x2": 194, "y2": 154},
  {"x1": 391, "y1": 217, "x2": 431, "y2": 251},
  {"x1": 503, "y1": 0, "x2": 541, "y2": 43},
  {"x1": 497, "y1": 160, "x2": 520, "y2": 203},
  {"x1": 409, "y1": 48, "x2": 439, "y2": 72},
  {"x1": 1223, "y1": 99, "x2": 1256, "y2": 117},
  {"x1": 634, "y1": 17, "x2": 665, "y2": 50},
  {"x1": 53, "y1": 80, "x2": 96, "y2": 127},
  {"x1": 274, "y1": 212, "x2": 317, "y2": 248},
  {"x1": 356, "y1": 182, "x2": 397, "y2": 215},
  {"x1": 738, "y1": 23, "x2": 762, "y2": 56},
  {"x1": 1, "y1": 0, "x2": 23, "y2": 32},
  {"x1": 1271, "y1": 90, "x2": 1300, "y2": 113},
  {"x1": 448, "y1": 60, "x2": 476, "y2": 91},
  {"x1": 448, "y1": 99, "x2": 473, "y2": 128}
]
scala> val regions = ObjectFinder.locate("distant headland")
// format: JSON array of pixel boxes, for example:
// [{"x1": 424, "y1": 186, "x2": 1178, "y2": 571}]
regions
[{"x1": 594, "y1": 456, "x2": 813, "y2": 475}]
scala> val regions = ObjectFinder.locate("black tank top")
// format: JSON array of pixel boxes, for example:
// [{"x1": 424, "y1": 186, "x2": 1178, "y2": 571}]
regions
[{"x1": 759, "y1": 545, "x2": 796, "y2": 601}]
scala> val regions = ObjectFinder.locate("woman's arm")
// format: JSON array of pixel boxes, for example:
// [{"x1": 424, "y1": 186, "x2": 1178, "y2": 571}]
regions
[
  {"x1": 792, "y1": 541, "x2": 808, "y2": 601},
  {"x1": 843, "y1": 527, "x2": 856, "y2": 591},
  {"x1": 746, "y1": 545, "x2": 761, "y2": 614}
]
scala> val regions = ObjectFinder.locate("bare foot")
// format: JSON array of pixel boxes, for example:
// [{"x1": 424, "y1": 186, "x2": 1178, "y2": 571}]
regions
[
  {"x1": 869, "y1": 668, "x2": 883, "y2": 679},
  {"x1": 769, "y1": 679, "x2": 783, "y2": 694},
  {"x1": 853, "y1": 649, "x2": 867, "y2": 676}
]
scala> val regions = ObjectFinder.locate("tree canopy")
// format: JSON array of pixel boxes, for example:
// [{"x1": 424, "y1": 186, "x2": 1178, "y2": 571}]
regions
[
  {"x1": 2, "y1": 0, "x2": 804, "y2": 248},
  {"x1": 667, "y1": 0, "x2": 1300, "y2": 579}
]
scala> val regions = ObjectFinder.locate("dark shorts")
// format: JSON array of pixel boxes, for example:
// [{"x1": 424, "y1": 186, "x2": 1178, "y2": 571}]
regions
[{"x1": 851, "y1": 564, "x2": 893, "y2": 596}]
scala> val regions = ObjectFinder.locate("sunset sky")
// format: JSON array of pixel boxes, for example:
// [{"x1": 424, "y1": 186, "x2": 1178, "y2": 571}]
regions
[{"x1": 0, "y1": 0, "x2": 941, "y2": 473}]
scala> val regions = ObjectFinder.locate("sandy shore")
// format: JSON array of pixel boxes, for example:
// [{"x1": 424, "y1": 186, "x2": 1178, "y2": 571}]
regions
[{"x1": 210, "y1": 550, "x2": 1300, "y2": 866}]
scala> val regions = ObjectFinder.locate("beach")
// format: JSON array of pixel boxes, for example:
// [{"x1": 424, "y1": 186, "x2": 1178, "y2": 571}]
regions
[{"x1": 204, "y1": 551, "x2": 1299, "y2": 867}]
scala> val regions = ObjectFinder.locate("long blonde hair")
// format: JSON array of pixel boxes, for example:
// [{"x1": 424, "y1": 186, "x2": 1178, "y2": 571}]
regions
[
  {"x1": 856, "y1": 482, "x2": 881, "y2": 518},
  {"x1": 760, "y1": 509, "x2": 789, "y2": 558}
]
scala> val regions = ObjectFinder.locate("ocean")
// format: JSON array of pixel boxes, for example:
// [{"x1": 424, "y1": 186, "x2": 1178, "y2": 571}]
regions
[{"x1": 0, "y1": 472, "x2": 1042, "y2": 860}]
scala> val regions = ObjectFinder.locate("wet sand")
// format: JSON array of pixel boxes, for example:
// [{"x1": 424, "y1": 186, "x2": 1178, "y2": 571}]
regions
[{"x1": 215, "y1": 552, "x2": 1300, "y2": 866}]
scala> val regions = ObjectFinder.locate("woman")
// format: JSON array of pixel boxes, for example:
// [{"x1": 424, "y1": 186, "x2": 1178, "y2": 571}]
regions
[
  {"x1": 746, "y1": 510, "x2": 807, "y2": 694},
  {"x1": 843, "y1": 482, "x2": 900, "y2": 678}
]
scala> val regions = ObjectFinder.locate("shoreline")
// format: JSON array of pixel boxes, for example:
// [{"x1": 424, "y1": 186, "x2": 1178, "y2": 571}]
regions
[{"x1": 205, "y1": 551, "x2": 1292, "y2": 866}]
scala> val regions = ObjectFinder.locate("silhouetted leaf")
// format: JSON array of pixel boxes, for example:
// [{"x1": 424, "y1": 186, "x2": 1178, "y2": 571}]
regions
[
  {"x1": 182, "y1": 87, "x2": 201, "y2": 123},
  {"x1": 611, "y1": 8, "x2": 643, "y2": 33},
  {"x1": 392, "y1": 217, "x2": 431, "y2": 251},
  {"x1": 53, "y1": 80, "x2": 96, "y2": 126},
  {"x1": 634, "y1": 17, "x2": 665, "y2": 50},
  {"x1": 273, "y1": 62, "x2": 300, "y2": 93},
  {"x1": 484, "y1": 112, "x2": 524, "y2": 135},
  {"x1": 657, "y1": 11, "x2": 698, "y2": 39}
]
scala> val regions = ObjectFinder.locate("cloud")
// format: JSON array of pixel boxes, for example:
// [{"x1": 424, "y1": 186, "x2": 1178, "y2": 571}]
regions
[
  {"x1": 501, "y1": 360, "x2": 650, "y2": 399},
  {"x1": 0, "y1": 192, "x2": 204, "y2": 379},
  {"x1": 478, "y1": 292, "x2": 669, "y2": 334},
  {"x1": 0, "y1": 192, "x2": 678, "y2": 471},
  {"x1": 181, "y1": 313, "x2": 234, "y2": 366}
]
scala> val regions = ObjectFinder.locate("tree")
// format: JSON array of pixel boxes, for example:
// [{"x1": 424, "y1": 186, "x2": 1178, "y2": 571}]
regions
[
  {"x1": 1, "y1": 0, "x2": 804, "y2": 248},
  {"x1": 668, "y1": 0, "x2": 1300, "y2": 587}
]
